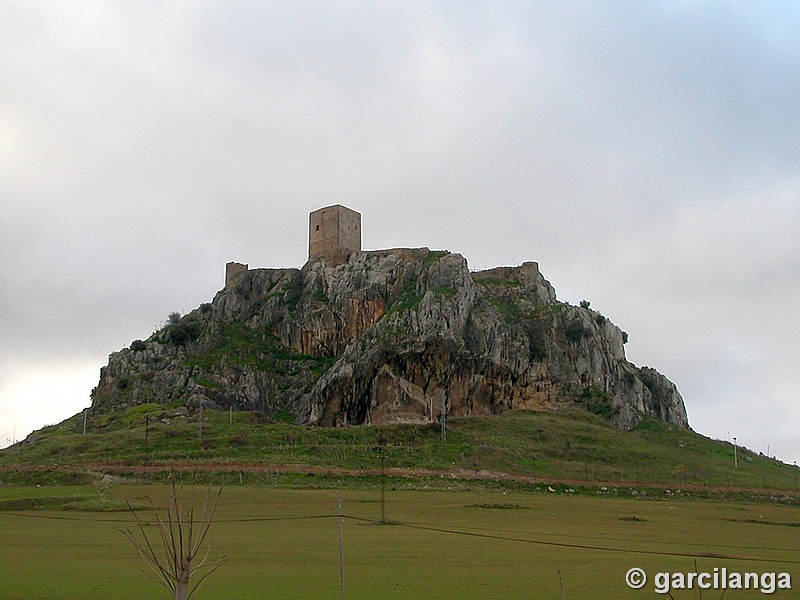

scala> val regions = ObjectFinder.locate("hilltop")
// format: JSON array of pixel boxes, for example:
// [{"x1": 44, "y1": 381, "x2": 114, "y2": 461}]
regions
[
  {"x1": 3, "y1": 203, "x2": 703, "y2": 487},
  {"x1": 87, "y1": 247, "x2": 686, "y2": 432}
]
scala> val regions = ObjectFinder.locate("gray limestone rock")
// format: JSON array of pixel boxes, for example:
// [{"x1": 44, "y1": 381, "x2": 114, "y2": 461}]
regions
[{"x1": 89, "y1": 249, "x2": 688, "y2": 431}]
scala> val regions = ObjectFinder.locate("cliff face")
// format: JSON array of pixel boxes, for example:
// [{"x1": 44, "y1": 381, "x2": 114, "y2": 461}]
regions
[{"x1": 91, "y1": 249, "x2": 689, "y2": 430}]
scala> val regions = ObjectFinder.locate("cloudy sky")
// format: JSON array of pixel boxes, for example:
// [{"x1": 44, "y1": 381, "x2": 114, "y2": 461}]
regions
[{"x1": 2, "y1": 1, "x2": 798, "y2": 463}]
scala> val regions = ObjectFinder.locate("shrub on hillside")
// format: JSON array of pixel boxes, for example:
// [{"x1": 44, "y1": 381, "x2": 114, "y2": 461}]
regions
[
  {"x1": 168, "y1": 316, "x2": 203, "y2": 346},
  {"x1": 564, "y1": 319, "x2": 589, "y2": 343}
]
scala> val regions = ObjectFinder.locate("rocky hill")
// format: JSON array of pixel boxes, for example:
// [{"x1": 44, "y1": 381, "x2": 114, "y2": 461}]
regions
[{"x1": 90, "y1": 249, "x2": 688, "y2": 431}]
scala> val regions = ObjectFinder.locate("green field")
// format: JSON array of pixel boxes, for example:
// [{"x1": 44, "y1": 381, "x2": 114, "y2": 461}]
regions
[
  {"x1": 3, "y1": 407, "x2": 798, "y2": 492},
  {"x1": 1, "y1": 484, "x2": 799, "y2": 599},
  {"x1": 2, "y1": 409, "x2": 799, "y2": 598}
]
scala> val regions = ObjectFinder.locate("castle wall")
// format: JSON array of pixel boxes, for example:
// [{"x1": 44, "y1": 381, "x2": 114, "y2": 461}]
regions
[{"x1": 337, "y1": 207, "x2": 361, "y2": 256}]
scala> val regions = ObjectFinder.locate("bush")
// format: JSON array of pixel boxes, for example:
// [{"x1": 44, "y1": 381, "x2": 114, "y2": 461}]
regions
[
  {"x1": 229, "y1": 435, "x2": 248, "y2": 447},
  {"x1": 564, "y1": 319, "x2": 589, "y2": 343},
  {"x1": 579, "y1": 386, "x2": 618, "y2": 419},
  {"x1": 523, "y1": 319, "x2": 549, "y2": 361},
  {"x1": 168, "y1": 316, "x2": 203, "y2": 346},
  {"x1": 283, "y1": 282, "x2": 302, "y2": 314},
  {"x1": 130, "y1": 340, "x2": 146, "y2": 352},
  {"x1": 251, "y1": 411, "x2": 272, "y2": 424},
  {"x1": 273, "y1": 410, "x2": 296, "y2": 424}
]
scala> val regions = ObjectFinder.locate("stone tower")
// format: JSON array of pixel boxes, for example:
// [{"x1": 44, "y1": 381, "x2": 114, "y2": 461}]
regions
[
  {"x1": 225, "y1": 261, "x2": 248, "y2": 287},
  {"x1": 308, "y1": 205, "x2": 361, "y2": 264}
]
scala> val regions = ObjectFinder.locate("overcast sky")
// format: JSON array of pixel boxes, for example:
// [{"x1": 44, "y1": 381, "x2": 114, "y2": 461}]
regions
[{"x1": 2, "y1": 1, "x2": 798, "y2": 464}]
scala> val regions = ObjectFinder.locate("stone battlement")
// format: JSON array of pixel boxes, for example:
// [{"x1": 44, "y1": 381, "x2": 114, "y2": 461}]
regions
[{"x1": 224, "y1": 205, "x2": 362, "y2": 287}]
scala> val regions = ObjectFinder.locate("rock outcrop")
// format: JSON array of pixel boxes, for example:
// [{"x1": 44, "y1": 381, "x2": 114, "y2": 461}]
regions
[{"x1": 91, "y1": 249, "x2": 689, "y2": 430}]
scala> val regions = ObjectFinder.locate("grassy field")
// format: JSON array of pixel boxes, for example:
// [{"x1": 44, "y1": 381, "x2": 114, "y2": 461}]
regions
[
  {"x1": 1, "y1": 484, "x2": 799, "y2": 599},
  {"x1": 2, "y1": 407, "x2": 798, "y2": 492},
  {"x1": 2, "y1": 409, "x2": 799, "y2": 598}
]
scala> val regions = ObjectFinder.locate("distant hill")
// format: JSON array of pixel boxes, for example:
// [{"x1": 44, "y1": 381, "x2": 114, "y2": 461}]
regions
[{"x1": 89, "y1": 248, "x2": 687, "y2": 431}]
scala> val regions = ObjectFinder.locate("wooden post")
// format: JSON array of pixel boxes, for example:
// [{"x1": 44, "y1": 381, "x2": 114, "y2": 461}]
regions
[
  {"x1": 381, "y1": 454, "x2": 386, "y2": 523},
  {"x1": 441, "y1": 395, "x2": 447, "y2": 444},
  {"x1": 338, "y1": 499, "x2": 346, "y2": 600}
]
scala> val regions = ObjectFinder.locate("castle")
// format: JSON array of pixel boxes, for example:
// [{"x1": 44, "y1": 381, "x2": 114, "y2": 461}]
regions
[{"x1": 225, "y1": 204, "x2": 362, "y2": 287}]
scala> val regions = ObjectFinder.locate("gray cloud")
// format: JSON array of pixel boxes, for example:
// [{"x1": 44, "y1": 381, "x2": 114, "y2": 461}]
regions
[{"x1": 2, "y1": 1, "x2": 798, "y2": 459}]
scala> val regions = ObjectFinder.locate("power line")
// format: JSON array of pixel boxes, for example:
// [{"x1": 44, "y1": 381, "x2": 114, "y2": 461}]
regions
[
  {"x1": 0, "y1": 511, "x2": 337, "y2": 525},
  {"x1": 412, "y1": 520, "x2": 795, "y2": 555},
  {"x1": 3, "y1": 509, "x2": 798, "y2": 565},
  {"x1": 344, "y1": 515, "x2": 800, "y2": 565}
]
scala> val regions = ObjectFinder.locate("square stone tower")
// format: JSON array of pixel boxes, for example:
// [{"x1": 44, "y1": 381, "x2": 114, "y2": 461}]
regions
[
  {"x1": 225, "y1": 261, "x2": 248, "y2": 287},
  {"x1": 309, "y1": 205, "x2": 361, "y2": 264}
]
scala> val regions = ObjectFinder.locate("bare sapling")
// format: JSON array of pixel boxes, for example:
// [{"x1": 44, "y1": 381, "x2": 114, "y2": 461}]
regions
[{"x1": 119, "y1": 476, "x2": 226, "y2": 600}]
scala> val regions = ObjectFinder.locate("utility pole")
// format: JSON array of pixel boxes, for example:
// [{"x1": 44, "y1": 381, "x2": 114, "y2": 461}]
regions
[
  {"x1": 380, "y1": 450, "x2": 386, "y2": 523},
  {"x1": 441, "y1": 396, "x2": 447, "y2": 444},
  {"x1": 83, "y1": 411, "x2": 87, "y2": 436},
  {"x1": 338, "y1": 498, "x2": 346, "y2": 600},
  {"x1": 733, "y1": 437, "x2": 738, "y2": 469}
]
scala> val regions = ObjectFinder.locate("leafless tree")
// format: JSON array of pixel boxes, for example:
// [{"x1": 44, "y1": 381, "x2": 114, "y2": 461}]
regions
[{"x1": 119, "y1": 476, "x2": 226, "y2": 600}]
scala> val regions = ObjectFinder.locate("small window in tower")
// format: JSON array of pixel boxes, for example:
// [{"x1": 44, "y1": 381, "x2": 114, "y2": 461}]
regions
[{"x1": 315, "y1": 224, "x2": 319, "y2": 231}]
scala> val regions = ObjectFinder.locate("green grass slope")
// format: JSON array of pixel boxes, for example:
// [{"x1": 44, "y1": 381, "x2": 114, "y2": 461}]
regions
[{"x1": 1, "y1": 406, "x2": 797, "y2": 495}]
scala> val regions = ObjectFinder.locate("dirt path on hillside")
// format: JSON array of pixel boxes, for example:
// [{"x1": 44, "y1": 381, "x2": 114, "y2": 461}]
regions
[
  {"x1": 2, "y1": 462, "x2": 795, "y2": 498},
  {"x1": 70, "y1": 462, "x2": 799, "y2": 497}
]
